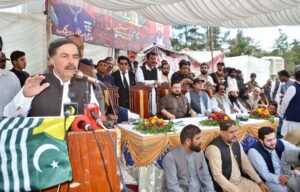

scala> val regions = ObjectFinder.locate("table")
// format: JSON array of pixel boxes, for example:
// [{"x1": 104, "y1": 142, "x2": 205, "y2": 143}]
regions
[{"x1": 118, "y1": 117, "x2": 278, "y2": 192}]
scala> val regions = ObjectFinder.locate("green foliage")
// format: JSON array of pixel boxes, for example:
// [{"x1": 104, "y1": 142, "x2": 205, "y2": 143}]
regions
[
  {"x1": 170, "y1": 25, "x2": 229, "y2": 51},
  {"x1": 133, "y1": 119, "x2": 175, "y2": 134},
  {"x1": 171, "y1": 26, "x2": 299, "y2": 74},
  {"x1": 225, "y1": 30, "x2": 261, "y2": 57},
  {"x1": 199, "y1": 119, "x2": 219, "y2": 126},
  {"x1": 274, "y1": 29, "x2": 288, "y2": 55}
]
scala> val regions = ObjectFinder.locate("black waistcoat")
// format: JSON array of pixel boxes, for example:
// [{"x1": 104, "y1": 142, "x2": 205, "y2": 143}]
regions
[
  {"x1": 141, "y1": 65, "x2": 157, "y2": 80},
  {"x1": 207, "y1": 136, "x2": 244, "y2": 192},
  {"x1": 28, "y1": 72, "x2": 87, "y2": 117}
]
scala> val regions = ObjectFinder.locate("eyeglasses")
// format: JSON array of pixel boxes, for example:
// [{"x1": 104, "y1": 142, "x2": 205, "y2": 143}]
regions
[{"x1": 119, "y1": 62, "x2": 128, "y2": 65}]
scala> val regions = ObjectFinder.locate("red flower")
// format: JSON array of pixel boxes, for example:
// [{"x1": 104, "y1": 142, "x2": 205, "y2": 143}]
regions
[
  {"x1": 159, "y1": 122, "x2": 164, "y2": 126},
  {"x1": 212, "y1": 116, "x2": 218, "y2": 121}
]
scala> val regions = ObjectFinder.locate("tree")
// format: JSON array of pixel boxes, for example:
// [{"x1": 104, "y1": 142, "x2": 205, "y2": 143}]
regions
[
  {"x1": 171, "y1": 25, "x2": 230, "y2": 51},
  {"x1": 283, "y1": 39, "x2": 300, "y2": 73},
  {"x1": 171, "y1": 25, "x2": 206, "y2": 51},
  {"x1": 273, "y1": 29, "x2": 288, "y2": 56},
  {"x1": 225, "y1": 30, "x2": 261, "y2": 57}
]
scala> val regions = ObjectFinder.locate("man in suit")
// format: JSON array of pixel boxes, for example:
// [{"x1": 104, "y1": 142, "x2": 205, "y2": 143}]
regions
[
  {"x1": 111, "y1": 56, "x2": 136, "y2": 108},
  {"x1": 163, "y1": 124, "x2": 214, "y2": 192}
]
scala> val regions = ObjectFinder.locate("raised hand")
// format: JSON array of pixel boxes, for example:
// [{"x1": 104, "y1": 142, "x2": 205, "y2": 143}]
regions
[{"x1": 23, "y1": 75, "x2": 50, "y2": 97}]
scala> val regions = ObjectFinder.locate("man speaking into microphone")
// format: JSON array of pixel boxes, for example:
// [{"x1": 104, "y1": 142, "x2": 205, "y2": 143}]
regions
[{"x1": 4, "y1": 38, "x2": 100, "y2": 117}]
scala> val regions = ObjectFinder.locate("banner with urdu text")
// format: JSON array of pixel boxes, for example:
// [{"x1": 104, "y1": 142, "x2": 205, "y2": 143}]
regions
[{"x1": 51, "y1": 1, "x2": 171, "y2": 52}]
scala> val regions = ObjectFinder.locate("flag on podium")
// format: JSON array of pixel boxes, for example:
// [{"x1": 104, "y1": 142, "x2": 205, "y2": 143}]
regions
[{"x1": 0, "y1": 117, "x2": 74, "y2": 192}]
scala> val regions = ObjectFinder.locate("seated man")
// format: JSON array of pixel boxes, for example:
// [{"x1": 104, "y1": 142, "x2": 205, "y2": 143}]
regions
[
  {"x1": 105, "y1": 105, "x2": 139, "y2": 124},
  {"x1": 171, "y1": 59, "x2": 193, "y2": 86},
  {"x1": 249, "y1": 87, "x2": 267, "y2": 109},
  {"x1": 96, "y1": 59, "x2": 115, "y2": 85},
  {"x1": 268, "y1": 100, "x2": 278, "y2": 116},
  {"x1": 248, "y1": 127, "x2": 300, "y2": 192},
  {"x1": 228, "y1": 87, "x2": 248, "y2": 115},
  {"x1": 160, "y1": 80, "x2": 197, "y2": 119},
  {"x1": 205, "y1": 118, "x2": 270, "y2": 192},
  {"x1": 281, "y1": 150, "x2": 300, "y2": 192},
  {"x1": 185, "y1": 78, "x2": 212, "y2": 117},
  {"x1": 163, "y1": 124, "x2": 214, "y2": 192},
  {"x1": 211, "y1": 83, "x2": 234, "y2": 115},
  {"x1": 238, "y1": 86, "x2": 252, "y2": 113}
]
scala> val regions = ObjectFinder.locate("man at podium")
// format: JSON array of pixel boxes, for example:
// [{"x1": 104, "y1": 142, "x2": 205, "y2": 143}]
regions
[{"x1": 4, "y1": 38, "x2": 100, "y2": 117}]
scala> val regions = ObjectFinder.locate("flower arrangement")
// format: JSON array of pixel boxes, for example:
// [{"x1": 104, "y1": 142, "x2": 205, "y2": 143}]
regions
[
  {"x1": 133, "y1": 116, "x2": 174, "y2": 134},
  {"x1": 251, "y1": 107, "x2": 270, "y2": 119},
  {"x1": 199, "y1": 112, "x2": 231, "y2": 126}
]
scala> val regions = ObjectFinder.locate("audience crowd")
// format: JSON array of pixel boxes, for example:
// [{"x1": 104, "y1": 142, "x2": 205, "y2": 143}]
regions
[{"x1": 1, "y1": 35, "x2": 300, "y2": 192}]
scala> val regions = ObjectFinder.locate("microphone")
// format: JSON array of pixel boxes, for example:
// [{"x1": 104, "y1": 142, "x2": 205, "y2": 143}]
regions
[
  {"x1": 63, "y1": 103, "x2": 78, "y2": 117},
  {"x1": 74, "y1": 70, "x2": 105, "y2": 86},
  {"x1": 84, "y1": 103, "x2": 106, "y2": 129},
  {"x1": 90, "y1": 109, "x2": 103, "y2": 127},
  {"x1": 71, "y1": 114, "x2": 93, "y2": 131}
]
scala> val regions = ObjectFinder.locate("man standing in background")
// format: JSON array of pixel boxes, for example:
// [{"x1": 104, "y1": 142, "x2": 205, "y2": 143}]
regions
[
  {"x1": 0, "y1": 52, "x2": 9, "y2": 69},
  {"x1": 10, "y1": 50, "x2": 30, "y2": 87}
]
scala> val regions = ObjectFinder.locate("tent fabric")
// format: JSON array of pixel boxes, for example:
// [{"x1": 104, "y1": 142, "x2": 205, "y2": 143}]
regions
[
  {"x1": 0, "y1": 0, "x2": 35, "y2": 8},
  {"x1": 84, "y1": 0, "x2": 300, "y2": 28},
  {"x1": 224, "y1": 55, "x2": 270, "y2": 86},
  {"x1": 180, "y1": 50, "x2": 222, "y2": 64},
  {"x1": 0, "y1": 12, "x2": 47, "y2": 75}
]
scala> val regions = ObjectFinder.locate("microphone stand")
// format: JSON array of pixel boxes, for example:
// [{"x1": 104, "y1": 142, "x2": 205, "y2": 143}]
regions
[
  {"x1": 83, "y1": 76, "x2": 91, "y2": 104},
  {"x1": 90, "y1": 113, "x2": 127, "y2": 192}
]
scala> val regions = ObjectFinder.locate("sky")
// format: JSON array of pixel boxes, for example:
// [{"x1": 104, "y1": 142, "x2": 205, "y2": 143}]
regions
[{"x1": 222, "y1": 25, "x2": 300, "y2": 51}]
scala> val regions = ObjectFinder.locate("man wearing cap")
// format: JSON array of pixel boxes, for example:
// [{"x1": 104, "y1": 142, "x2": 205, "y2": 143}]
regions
[
  {"x1": 205, "y1": 119, "x2": 271, "y2": 192},
  {"x1": 10, "y1": 50, "x2": 30, "y2": 87},
  {"x1": 210, "y1": 61, "x2": 225, "y2": 85},
  {"x1": 228, "y1": 87, "x2": 248, "y2": 115},
  {"x1": 279, "y1": 65, "x2": 300, "y2": 135},
  {"x1": 185, "y1": 78, "x2": 212, "y2": 117},
  {"x1": 196, "y1": 63, "x2": 214, "y2": 85},
  {"x1": 0, "y1": 52, "x2": 9, "y2": 69},
  {"x1": 163, "y1": 124, "x2": 214, "y2": 192},
  {"x1": 160, "y1": 80, "x2": 197, "y2": 119}
]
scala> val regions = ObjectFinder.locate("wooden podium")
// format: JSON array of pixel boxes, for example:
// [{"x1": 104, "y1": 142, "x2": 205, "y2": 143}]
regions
[{"x1": 43, "y1": 129, "x2": 121, "y2": 192}]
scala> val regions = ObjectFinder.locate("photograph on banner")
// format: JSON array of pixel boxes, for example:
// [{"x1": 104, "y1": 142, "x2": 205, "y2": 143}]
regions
[{"x1": 51, "y1": 0, "x2": 171, "y2": 52}]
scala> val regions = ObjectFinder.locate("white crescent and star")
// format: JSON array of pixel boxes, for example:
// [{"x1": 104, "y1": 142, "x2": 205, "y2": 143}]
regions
[{"x1": 33, "y1": 144, "x2": 60, "y2": 173}]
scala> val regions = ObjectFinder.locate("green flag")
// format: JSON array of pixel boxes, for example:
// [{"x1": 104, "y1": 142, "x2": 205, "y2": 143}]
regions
[{"x1": 0, "y1": 117, "x2": 73, "y2": 191}]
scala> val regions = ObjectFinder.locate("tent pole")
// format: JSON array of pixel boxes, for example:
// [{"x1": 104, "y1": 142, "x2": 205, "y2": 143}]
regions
[
  {"x1": 209, "y1": 27, "x2": 214, "y2": 72},
  {"x1": 46, "y1": 0, "x2": 52, "y2": 66}
]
